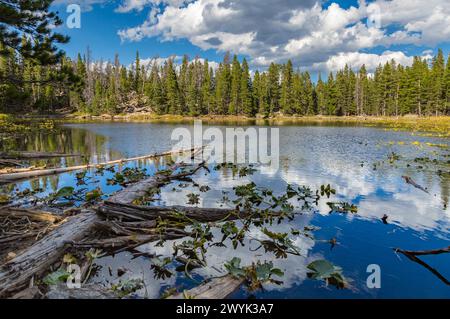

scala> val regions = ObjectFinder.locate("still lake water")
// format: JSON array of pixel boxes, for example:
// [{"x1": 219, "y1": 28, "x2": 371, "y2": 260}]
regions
[{"x1": 3, "y1": 122, "x2": 450, "y2": 298}]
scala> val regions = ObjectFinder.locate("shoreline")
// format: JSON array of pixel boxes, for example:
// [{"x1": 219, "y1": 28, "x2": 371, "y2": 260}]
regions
[{"x1": 4, "y1": 113, "x2": 450, "y2": 137}]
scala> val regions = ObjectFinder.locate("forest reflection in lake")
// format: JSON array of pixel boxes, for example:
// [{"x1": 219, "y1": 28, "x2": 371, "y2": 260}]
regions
[{"x1": 1, "y1": 121, "x2": 449, "y2": 298}]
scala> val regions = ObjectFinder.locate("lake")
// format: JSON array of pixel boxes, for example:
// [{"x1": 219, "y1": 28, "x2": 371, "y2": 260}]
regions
[{"x1": 2, "y1": 121, "x2": 449, "y2": 298}]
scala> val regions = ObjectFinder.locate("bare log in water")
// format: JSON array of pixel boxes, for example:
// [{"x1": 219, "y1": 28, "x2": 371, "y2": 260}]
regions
[
  {"x1": 70, "y1": 230, "x2": 188, "y2": 252},
  {"x1": 107, "y1": 161, "x2": 205, "y2": 204},
  {"x1": 0, "y1": 147, "x2": 202, "y2": 183},
  {"x1": 168, "y1": 275, "x2": 244, "y2": 299},
  {"x1": 0, "y1": 151, "x2": 82, "y2": 160},
  {"x1": 0, "y1": 160, "x2": 205, "y2": 296},
  {"x1": 0, "y1": 152, "x2": 80, "y2": 160},
  {"x1": 46, "y1": 284, "x2": 118, "y2": 299},
  {"x1": 98, "y1": 201, "x2": 247, "y2": 222},
  {"x1": 0, "y1": 165, "x2": 47, "y2": 175},
  {"x1": 0, "y1": 159, "x2": 25, "y2": 167}
]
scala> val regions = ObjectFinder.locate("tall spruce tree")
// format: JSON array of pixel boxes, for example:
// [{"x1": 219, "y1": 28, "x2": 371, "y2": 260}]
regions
[
  {"x1": 240, "y1": 58, "x2": 253, "y2": 116},
  {"x1": 229, "y1": 55, "x2": 241, "y2": 115},
  {"x1": 280, "y1": 60, "x2": 295, "y2": 114}
]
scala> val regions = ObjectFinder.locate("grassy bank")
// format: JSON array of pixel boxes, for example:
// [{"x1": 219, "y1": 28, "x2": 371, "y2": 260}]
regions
[
  {"x1": 0, "y1": 114, "x2": 57, "y2": 148},
  {"x1": 12, "y1": 112, "x2": 450, "y2": 138}
]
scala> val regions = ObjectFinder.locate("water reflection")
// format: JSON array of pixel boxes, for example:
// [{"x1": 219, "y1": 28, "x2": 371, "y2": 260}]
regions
[{"x1": 1, "y1": 122, "x2": 449, "y2": 298}]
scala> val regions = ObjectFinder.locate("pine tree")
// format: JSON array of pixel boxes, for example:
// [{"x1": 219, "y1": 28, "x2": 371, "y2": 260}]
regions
[
  {"x1": 179, "y1": 55, "x2": 189, "y2": 110},
  {"x1": 316, "y1": 73, "x2": 326, "y2": 115},
  {"x1": 252, "y1": 70, "x2": 261, "y2": 115},
  {"x1": 280, "y1": 60, "x2": 295, "y2": 114},
  {"x1": 445, "y1": 54, "x2": 450, "y2": 115},
  {"x1": 215, "y1": 53, "x2": 231, "y2": 114},
  {"x1": 0, "y1": 0, "x2": 69, "y2": 72},
  {"x1": 259, "y1": 73, "x2": 270, "y2": 117},
  {"x1": 201, "y1": 60, "x2": 212, "y2": 114},
  {"x1": 325, "y1": 72, "x2": 337, "y2": 115},
  {"x1": 146, "y1": 61, "x2": 165, "y2": 114},
  {"x1": 229, "y1": 55, "x2": 241, "y2": 115},
  {"x1": 240, "y1": 58, "x2": 253, "y2": 116},
  {"x1": 430, "y1": 49, "x2": 445, "y2": 115},
  {"x1": 302, "y1": 72, "x2": 314, "y2": 115},
  {"x1": 267, "y1": 63, "x2": 280, "y2": 114},
  {"x1": 164, "y1": 58, "x2": 181, "y2": 114},
  {"x1": 134, "y1": 51, "x2": 141, "y2": 92}
]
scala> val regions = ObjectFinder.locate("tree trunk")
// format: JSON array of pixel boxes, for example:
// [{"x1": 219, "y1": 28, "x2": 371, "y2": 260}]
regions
[
  {"x1": 168, "y1": 275, "x2": 244, "y2": 299},
  {"x1": 0, "y1": 211, "x2": 98, "y2": 296},
  {"x1": 0, "y1": 147, "x2": 201, "y2": 183}
]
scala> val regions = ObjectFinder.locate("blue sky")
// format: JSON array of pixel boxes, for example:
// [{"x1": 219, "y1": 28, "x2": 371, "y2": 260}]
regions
[{"x1": 51, "y1": 0, "x2": 450, "y2": 75}]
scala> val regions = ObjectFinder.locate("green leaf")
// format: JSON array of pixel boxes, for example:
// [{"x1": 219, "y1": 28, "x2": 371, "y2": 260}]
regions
[
  {"x1": 86, "y1": 188, "x2": 102, "y2": 202},
  {"x1": 224, "y1": 257, "x2": 246, "y2": 278},
  {"x1": 54, "y1": 186, "x2": 74, "y2": 198},
  {"x1": 43, "y1": 268, "x2": 71, "y2": 285},
  {"x1": 307, "y1": 259, "x2": 347, "y2": 289},
  {"x1": 0, "y1": 194, "x2": 10, "y2": 204},
  {"x1": 270, "y1": 268, "x2": 285, "y2": 277}
]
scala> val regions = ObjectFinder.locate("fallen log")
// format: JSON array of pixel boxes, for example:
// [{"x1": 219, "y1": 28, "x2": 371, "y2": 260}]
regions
[
  {"x1": 0, "y1": 151, "x2": 82, "y2": 160},
  {"x1": 0, "y1": 165, "x2": 47, "y2": 175},
  {"x1": 0, "y1": 208, "x2": 63, "y2": 262},
  {"x1": 168, "y1": 275, "x2": 244, "y2": 299},
  {"x1": 99, "y1": 201, "x2": 239, "y2": 222},
  {"x1": 0, "y1": 211, "x2": 98, "y2": 296},
  {"x1": 70, "y1": 231, "x2": 188, "y2": 252},
  {"x1": 0, "y1": 161, "x2": 205, "y2": 296},
  {"x1": 11, "y1": 286, "x2": 42, "y2": 299},
  {"x1": 46, "y1": 284, "x2": 118, "y2": 299},
  {"x1": 0, "y1": 147, "x2": 202, "y2": 183},
  {"x1": 0, "y1": 207, "x2": 62, "y2": 223},
  {"x1": 107, "y1": 161, "x2": 205, "y2": 204},
  {"x1": 0, "y1": 159, "x2": 25, "y2": 167}
]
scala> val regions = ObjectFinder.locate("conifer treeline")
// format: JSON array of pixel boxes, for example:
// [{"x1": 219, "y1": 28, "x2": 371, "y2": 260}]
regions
[{"x1": 1, "y1": 48, "x2": 450, "y2": 116}]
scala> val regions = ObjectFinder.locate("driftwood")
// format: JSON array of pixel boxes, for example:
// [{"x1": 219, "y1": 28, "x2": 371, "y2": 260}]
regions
[
  {"x1": 394, "y1": 246, "x2": 450, "y2": 286},
  {"x1": 0, "y1": 151, "x2": 81, "y2": 160},
  {"x1": 42, "y1": 274, "x2": 243, "y2": 299},
  {"x1": 0, "y1": 211, "x2": 98, "y2": 296},
  {"x1": 394, "y1": 246, "x2": 450, "y2": 256},
  {"x1": 0, "y1": 147, "x2": 202, "y2": 183},
  {"x1": 0, "y1": 159, "x2": 25, "y2": 167},
  {"x1": 0, "y1": 160, "x2": 205, "y2": 296},
  {"x1": 70, "y1": 231, "x2": 188, "y2": 253},
  {"x1": 0, "y1": 165, "x2": 47, "y2": 175},
  {"x1": 11, "y1": 286, "x2": 42, "y2": 299},
  {"x1": 107, "y1": 161, "x2": 205, "y2": 204},
  {"x1": 46, "y1": 284, "x2": 118, "y2": 299},
  {"x1": 0, "y1": 207, "x2": 62, "y2": 224},
  {"x1": 168, "y1": 275, "x2": 244, "y2": 299},
  {"x1": 0, "y1": 208, "x2": 63, "y2": 262},
  {"x1": 98, "y1": 201, "x2": 244, "y2": 223}
]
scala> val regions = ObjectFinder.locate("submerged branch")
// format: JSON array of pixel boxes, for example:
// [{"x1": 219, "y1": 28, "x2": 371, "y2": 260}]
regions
[
  {"x1": 394, "y1": 246, "x2": 450, "y2": 286},
  {"x1": 0, "y1": 147, "x2": 202, "y2": 183}
]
